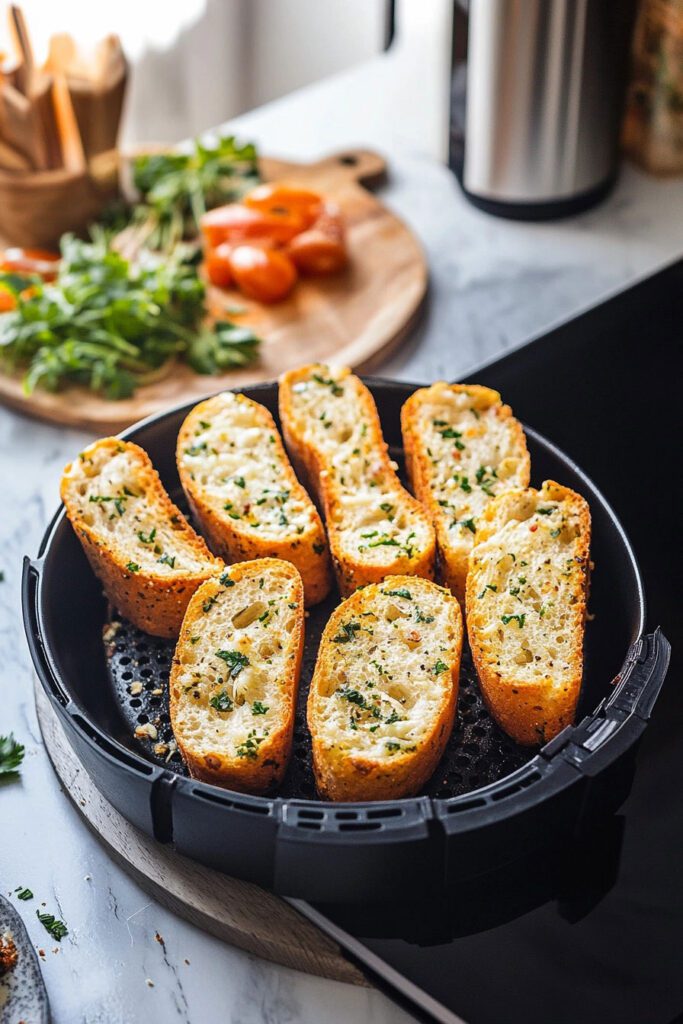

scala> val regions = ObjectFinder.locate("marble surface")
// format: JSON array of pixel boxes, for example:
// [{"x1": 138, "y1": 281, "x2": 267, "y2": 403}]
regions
[{"x1": 2, "y1": 16, "x2": 683, "y2": 1024}]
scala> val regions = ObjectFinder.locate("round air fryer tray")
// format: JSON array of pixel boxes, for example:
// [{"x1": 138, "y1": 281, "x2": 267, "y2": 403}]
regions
[{"x1": 23, "y1": 379, "x2": 670, "y2": 902}]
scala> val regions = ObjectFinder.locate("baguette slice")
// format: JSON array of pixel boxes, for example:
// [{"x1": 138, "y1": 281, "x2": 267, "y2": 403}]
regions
[
  {"x1": 170, "y1": 558, "x2": 304, "y2": 793},
  {"x1": 177, "y1": 391, "x2": 332, "y2": 605},
  {"x1": 308, "y1": 575, "x2": 462, "y2": 800},
  {"x1": 279, "y1": 364, "x2": 436, "y2": 596},
  {"x1": 466, "y1": 480, "x2": 591, "y2": 746},
  {"x1": 61, "y1": 438, "x2": 222, "y2": 638},
  {"x1": 402, "y1": 382, "x2": 530, "y2": 603}
]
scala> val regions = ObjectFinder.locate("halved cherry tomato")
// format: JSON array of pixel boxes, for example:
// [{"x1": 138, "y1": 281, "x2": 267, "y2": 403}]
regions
[
  {"x1": 228, "y1": 244, "x2": 297, "y2": 303},
  {"x1": 0, "y1": 288, "x2": 16, "y2": 312},
  {"x1": 200, "y1": 203, "x2": 304, "y2": 249},
  {"x1": 288, "y1": 204, "x2": 347, "y2": 275},
  {"x1": 243, "y1": 184, "x2": 322, "y2": 230},
  {"x1": 0, "y1": 247, "x2": 60, "y2": 281},
  {"x1": 204, "y1": 243, "x2": 234, "y2": 289}
]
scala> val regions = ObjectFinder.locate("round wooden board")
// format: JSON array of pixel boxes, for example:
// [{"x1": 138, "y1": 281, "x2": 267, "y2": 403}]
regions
[
  {"x1": 1, "y1": 149, "x2": 427, "y2": 433},
  {"x1": 34, "y1": 683, "x2": 367, "y2": 986}
]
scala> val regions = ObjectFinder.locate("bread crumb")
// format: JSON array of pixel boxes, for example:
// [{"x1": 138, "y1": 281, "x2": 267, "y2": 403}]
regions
[
  {"x1": 135, "y1": 723, "x2": 158, "y2": 741},
  {"x1": 129, "y1": 681, "x2": 143, "y2": 696}
]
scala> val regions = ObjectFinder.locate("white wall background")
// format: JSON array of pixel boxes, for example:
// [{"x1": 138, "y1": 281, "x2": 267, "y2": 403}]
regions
[{"x1": 10, "y1": 0, "x2": 389, "y2": 143}]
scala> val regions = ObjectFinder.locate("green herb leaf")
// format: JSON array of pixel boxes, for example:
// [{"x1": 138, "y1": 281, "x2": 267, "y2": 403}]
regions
[
  {"x1": 209, "y1": 689, "x2": 234, "y2": 713},
  {"x1": 501, "y1": 613, "x2": 526, "y2": 628},
  {"x1": 251, "y1": 701, "x2": 269, "y2": 715},
  {"x1": 0, "y1": 734, "x2": 25, "y2": 778},
  {"x1": 36, "y1": 910, "x2": 68, "y2": 941},
  {"x1": 215, "y1": 649, "x2": 250, "y2": 677}
]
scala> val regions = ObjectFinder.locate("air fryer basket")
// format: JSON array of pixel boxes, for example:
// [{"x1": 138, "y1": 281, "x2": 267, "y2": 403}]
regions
[{"x1": 23, "y1": 379, "x2": 669, "y2": 902}]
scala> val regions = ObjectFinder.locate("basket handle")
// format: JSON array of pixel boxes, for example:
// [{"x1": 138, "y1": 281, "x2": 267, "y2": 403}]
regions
[{"x1": 21, "y1": 554, "x2": 71, "y2": 707}]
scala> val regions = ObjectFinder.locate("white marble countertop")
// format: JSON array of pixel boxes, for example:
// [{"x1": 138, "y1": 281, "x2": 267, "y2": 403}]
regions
[{"x1": 2, "y1": 9, "x2": 682, "y2": 1023}]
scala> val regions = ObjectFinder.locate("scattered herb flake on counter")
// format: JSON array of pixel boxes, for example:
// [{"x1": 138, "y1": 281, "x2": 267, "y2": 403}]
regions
[
  {"x1": 36, "y1": 911, "x2": 68, "y2": 942},
  {"x1": 0, "y1": 232, "x2": 260, "y2": 398},
  {"x1": 15, "y1": 887, "x2": 33, "y2": 900},
  {"x1": 0, "y1": 733, "x2": 24, "y2": 779}
]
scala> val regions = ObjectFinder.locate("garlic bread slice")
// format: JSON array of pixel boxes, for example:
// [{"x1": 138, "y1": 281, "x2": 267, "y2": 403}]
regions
[
  {"x1": 466, "y1": 481, "x2": 591, "y2": 746},
  {"x1": 402, "y1": 382, "x2": 529, "y2": 602},
  {"x1": 170, "y1": 558, "x2": 304, "y2": 793},
  {"x1": 279, "y1": 364, "x2": 435, "y2": 596},
  {"x1": 61, "y1": 438, "x2": 221, "y2": 638},
  {"x1": 308, "y1": 575, "x2": 462, "y2": 801},
  {"x1": 177, "y1": 391, "x2": 331, "y2": 605}
]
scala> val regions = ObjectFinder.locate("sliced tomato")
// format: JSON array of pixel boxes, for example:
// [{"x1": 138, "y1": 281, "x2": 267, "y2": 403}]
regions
[
  {"x1": 200, "y1": 203, "x2": 304, "y2": 248},
  {"x1": 0, "y1": 288, "x2": 16, "y2": 312},
  {"x1": 243, "y1": 184, "x2": 322, "y2": 230},
  {"x1": 204, "y1": 243, "x2": 234, "y2": 289},
  {"x1": 0, "y1": 247, "x2": 60, "y2": 281},
  {"x1": 288, "y1": 204, "x2": 347, "y2": 275},
  {"x1": 228, "y1": 244, "x2": 297, "y2": 303}
]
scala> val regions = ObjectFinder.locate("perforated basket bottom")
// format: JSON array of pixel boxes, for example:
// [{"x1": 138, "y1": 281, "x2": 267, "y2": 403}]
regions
[{"x1": 104, "y1": 600, "x2": 530, "y2": 802}]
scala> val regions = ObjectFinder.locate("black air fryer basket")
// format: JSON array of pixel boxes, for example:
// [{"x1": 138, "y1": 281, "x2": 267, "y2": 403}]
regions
[{"x1": 23, "y1": 377, "x2": 670, "y2": 903}]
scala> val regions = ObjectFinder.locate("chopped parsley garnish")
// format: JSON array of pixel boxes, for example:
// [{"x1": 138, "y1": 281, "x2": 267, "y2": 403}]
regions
[
  {"x1": 219, "y1": 571, "x2": 235, "y2": 587},
  {"x1": 415, "y1": 608, "x2": 435, "y2": 623},
  {"x1": 137, "y1": 527, "x2": 157, "y2": 544},
  {"x1": 382, "y1": 587, "x2": 412, "y2": 600},
  {"x1": 251, "y1": 701, "x2": 269, "y2": 715},
  {"x1": 209, "y1": 690, "x2": 234, "y2": 713},
  {"x1": 477, "y1": 584, "x2": 498, "y2": 599},
  {"x1": 332, "y1": 621, "x2": 361, "y2": 644},
  {"x1": 337, "y1": 688, "x2": 380, "y2": 716},
  {"x1": 313, "y1": 542, "x2": 325, "y2": 555},
  {"x1": 236, "y1": 731, "x2": 265, "y2": 759},
  {"x1": 36, "y1": 910, "x2": 68, "y2": 941},
  {"x1": 215, "y1": 649, "x2": 250, "y2": 678},
  {"x1": 15, "y1": 887, "x2": 33, "y2": 901},
  {"x1": 434, "y1": 424, "x2": 465, "y2": 449},
  {"x1": 157, "y1": 553, "x2": 176, "y2": 568},
  {"x1": 537, "y1": 507, "x2": 553, "y2": 515},
  {"x1": 89, "y1": 493, "x2": 129, "y2": 516},
  {"x1": 233, "y1": 476, "x2": 246, "y2": 488},
  {"x1": 550, "y1": 527, "x2": 561, "y2": 538},
  {"x1": 366, "y1": 535, "x2": 399, "y2": 548},
  {"x1": 312, "y1": 373, "x2": 343, "y2": 396},
  {"x1": 433, "y1": 659, "x2": 448, "y2": 675},
  {"x1": 198, "y1": 420, "x2": 211, "y2": 430},
  {"x1": 501, "y1": 614, "x2": 526, "y2": 628},
  {"x1": 185, "y1": 442, "x2": 208, "y2": 456},
  {"x1": 385, "y1": 741, "x2": 401, "y2": 753},
  {"x1": 379, "y1": 502, "x2": 395, "y2": 517},
  {"x1": 202, "y1": 594, "x2": 218, "y2": 613},
  {"x1": 457, "y1": 474, "x2": 472, "y2": 493},
  {"x1": 126, "y1": 562, "x2": 141, "y2": 573},
  {"x1": 459, "y1": 518, "x2": 477, "y2": 534}
]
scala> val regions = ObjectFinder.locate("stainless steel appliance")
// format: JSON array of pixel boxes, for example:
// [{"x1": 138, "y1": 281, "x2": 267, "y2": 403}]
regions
[{"x1": 450, "y1": 0, "x2": 637, "y2": 218}]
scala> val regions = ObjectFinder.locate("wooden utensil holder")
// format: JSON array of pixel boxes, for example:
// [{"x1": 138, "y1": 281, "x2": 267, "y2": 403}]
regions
[{"x1": 0, "y1": 148, "x2": 119, "y2": 248}]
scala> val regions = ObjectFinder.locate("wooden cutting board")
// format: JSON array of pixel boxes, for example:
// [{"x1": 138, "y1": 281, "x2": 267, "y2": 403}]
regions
[
  {"x1": 35, "y1": 683, "x2": 368, "y2": 985},
  {"x1": 0, "y1": 148, "x2": 427, "y2": 433}
]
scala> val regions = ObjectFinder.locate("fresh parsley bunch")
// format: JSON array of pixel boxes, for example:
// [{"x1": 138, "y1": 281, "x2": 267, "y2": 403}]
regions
[
  {"x1": 0, "y1": 232, "x2": 260, "y2": 399},
  {"x1": 130, "y1": 134, "x2": 259, "y2": 253}
]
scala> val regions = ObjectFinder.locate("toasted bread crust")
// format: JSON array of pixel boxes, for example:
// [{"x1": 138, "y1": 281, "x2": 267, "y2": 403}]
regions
[
  {"x1": 279, "y1": 364, "x2": 436, "y2": 597},
  {"x1": 61, "y1": 438, "x2": 221, "y2": 638},
  {"x1": 308, "y1": 575, "x2": 462, "y2": 800},
  {"x1": 176, "y1": 392, "x2": 332, "y2": 605},
  {"x1": 466, "y1": 481, "x2": 591, "y2": 746},
  {"x1": 170, "y1": 559, "x2": 304, "y2": 793},
  {"x1": 402, "y1": 383, "x2": 530, "y2": 603}
]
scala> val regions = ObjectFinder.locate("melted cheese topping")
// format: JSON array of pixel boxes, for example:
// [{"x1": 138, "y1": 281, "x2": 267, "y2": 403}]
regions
[
  {"x1": 179, "y1": 392, "x2": 317, "y2": 540},
  {"x1": 289, "y1": 367, "x2": 432, "y2": 565},
  {"x1": 173, "y1": 565, "x2": 300, "y2": 758},
  {"x1": 413, "y1": 383, "x2": 528, "y2": 548},
  {"x1": 314, "y1": 580, "x2": 458, "y2": 758},
  {"x1": 469, "y1": 491, "x2": 586, "y2": 683},
  {"x1": 66, "y1": 443, "x2": 208, "y2": 574}
]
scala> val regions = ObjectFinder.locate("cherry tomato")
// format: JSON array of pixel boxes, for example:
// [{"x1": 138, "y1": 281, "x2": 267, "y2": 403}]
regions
[
  {"x1": 228, "y1": 244, "x2": 297, "y2": 303},
  {"x1": 0, "y1": 288, "x2": 16, "y2": 312},
  {"x1": 200, "y1": 203, "x2": 303, "y2": 249},
  {"x1": 243, "y1": 184, "x2": 322, "y2": 230},
  {"x1": 204, "y1": 243, "x2": 234, "y2": 289},
  {"x1": 0, "y1": 247, "x2": 60, "y2": 281},
  {"x1": 288, "y1": 205, "x2": 347, "y2": 275}
]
